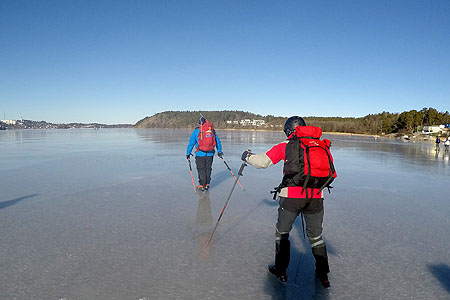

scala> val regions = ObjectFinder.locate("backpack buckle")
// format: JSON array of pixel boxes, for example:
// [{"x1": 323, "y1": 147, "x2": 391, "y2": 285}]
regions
[{"x1": 270, "y1": 185, "x2": 283, "y2": 200}]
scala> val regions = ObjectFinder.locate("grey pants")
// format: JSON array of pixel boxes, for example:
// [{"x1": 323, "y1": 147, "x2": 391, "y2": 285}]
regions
[{"x1": 274, "y1": 197, "x2": 329, "y2": 275}]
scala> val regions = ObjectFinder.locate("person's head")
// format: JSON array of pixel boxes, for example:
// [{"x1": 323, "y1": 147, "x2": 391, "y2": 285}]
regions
[{"x1": 284, "y1": 116, "x2": 306, "y2": 137}]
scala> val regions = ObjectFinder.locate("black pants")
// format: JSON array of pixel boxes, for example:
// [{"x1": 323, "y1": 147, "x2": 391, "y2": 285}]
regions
[
  {"x1": 195, "y1": 156, "x2": 213, "y2": 186},
  {"x1": 274, "y1": 196, "x2": 329, "y2": 275}
]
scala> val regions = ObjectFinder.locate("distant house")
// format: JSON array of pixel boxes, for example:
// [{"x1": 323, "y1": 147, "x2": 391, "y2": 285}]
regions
[
  {"x1": 251, "y1": 119, "x2": 265, "y2": 126},
  {"x1": 0, "y1": 119, "x2": 17, "y2": 125},
  {"x1": 240, "y1": 119, "x2": 252, "y2": 126},
  {"x1": 442, "y1": 124, "x2": 450, "y2": 135},
  {"x1": 239, "y1": 119, "x2": 265, "y2": 126},
  {"x1": 422, "y1": 125, "x2": 444, "y2": 134}
]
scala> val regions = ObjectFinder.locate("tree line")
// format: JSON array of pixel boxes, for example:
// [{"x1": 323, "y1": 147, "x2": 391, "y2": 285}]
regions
[{"x1": 135, "y1": 108, "x2": 450, "y2": 135}]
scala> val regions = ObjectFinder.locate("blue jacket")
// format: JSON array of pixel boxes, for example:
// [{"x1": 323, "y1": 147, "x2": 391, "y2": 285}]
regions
[{"x1": 186, "y1": 128, "x2": 222, "y2": 157}]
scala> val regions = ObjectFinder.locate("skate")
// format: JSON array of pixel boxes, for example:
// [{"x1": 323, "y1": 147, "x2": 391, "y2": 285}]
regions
[
  {"x1": 268, "y1": 264, "x2": 288, "y2": 283},
  {"x1": 315, "y1": 271, "x2": 330, "y2": 289}
]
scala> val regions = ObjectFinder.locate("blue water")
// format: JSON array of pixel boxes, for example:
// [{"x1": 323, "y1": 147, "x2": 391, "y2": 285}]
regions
[{"x1": 0, "y1": 129, "x2": 449, "y2": 299}]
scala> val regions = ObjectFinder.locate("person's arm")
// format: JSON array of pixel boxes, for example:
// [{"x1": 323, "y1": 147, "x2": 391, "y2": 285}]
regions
[
  {"x1": 246, "y1": 141, "x2": 287, "y2": 169},
  {"x1": 186, "y1": 129, "x2": 198, "y2": 156},
  {"x1": 214, "y1": 130, "x2": 222, "y2": 154}
]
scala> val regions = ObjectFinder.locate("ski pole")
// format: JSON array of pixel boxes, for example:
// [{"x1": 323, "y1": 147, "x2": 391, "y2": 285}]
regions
[
  {"x1": 220, "y1": 156, "x2": 245, "y2": 191},
  {"x1": 187, "y1": 156, "x2": 197, "y2": 193},
  {"x1": 207, "y1": 160, "x2": 247, "y2": 246}
]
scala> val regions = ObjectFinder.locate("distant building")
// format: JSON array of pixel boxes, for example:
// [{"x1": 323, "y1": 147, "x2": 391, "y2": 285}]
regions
[
  {"x1": 422, "y1": 125, "x2": 443, "y2": 134},
  {"x1": 0, "y1": 120, "x2": 16, "y2": 125},
  {"x1": 240, "y1": 119, "x2": 252, "y2": 126},
  {"x1": 251, "y1": 119, "x2": 265, "y2": 126},
  {"x1": 227, "y1": 119, "x2": 267, "y2": 127},
  {"x1": 238, "y1": 119, "x2": 265, "y2": 126}
]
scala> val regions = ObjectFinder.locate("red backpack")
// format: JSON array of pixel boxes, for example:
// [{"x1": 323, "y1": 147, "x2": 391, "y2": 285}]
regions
[
  {"x1": 197, "y1": 120, "x2": 216, "y2": 152},
  {"x1": 282, "y1": 126, "x2": 337, "y2": 195}
]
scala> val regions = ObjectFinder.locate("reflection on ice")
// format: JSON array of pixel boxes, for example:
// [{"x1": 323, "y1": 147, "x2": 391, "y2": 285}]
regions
[{"x1": 196, "y1": 191, "x2": 213, "y2": 260}]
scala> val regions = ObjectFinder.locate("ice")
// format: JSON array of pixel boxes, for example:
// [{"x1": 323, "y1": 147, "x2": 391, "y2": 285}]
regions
[{"x1": 0, "y1": 129, "x2": 449, "y2": 299}]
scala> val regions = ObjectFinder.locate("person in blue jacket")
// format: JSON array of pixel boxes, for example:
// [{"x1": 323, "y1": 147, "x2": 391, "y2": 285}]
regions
[{"x1": 186, "y1": 115, "x2": 223, "y2": 191}]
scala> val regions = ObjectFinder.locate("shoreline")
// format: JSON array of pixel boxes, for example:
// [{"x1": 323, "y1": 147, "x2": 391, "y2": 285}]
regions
[
  {"x1": 217, "y1": 128, "x2": 442, "y2": 142},
  {"x1": 4, "y1": 127, "x2": 442, "y2": 143}
]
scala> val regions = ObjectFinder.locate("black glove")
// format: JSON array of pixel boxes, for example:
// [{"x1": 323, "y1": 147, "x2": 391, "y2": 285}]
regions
[
  {"x1": 186, "y1": 154, "x2": 190, "y2": 160},
  {"x1": 241, "y1": 150, "x2": 250, "y2": 161},
  {"x1": 218, "y1": 152, "x2": 224, "y2": 158}
]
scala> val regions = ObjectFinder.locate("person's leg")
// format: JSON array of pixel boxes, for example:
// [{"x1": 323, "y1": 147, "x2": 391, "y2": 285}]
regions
[
  {"x1": 273, "y1": 197, "x2": 300, "y2": 278},
  {"x1": 195, "y1": 156, "x2": 207, "y2": 187},
  {"x1": 303, "y1": 199, "x2": 330, "y2": 287},
  {"x1": 205, "y1": 156, "x2": 213, "y2": 186}
]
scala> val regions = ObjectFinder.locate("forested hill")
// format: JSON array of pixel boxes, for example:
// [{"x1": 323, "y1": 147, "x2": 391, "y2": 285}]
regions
[
  {"x1": 135, "y1": 108, "x2": 450, "y2": 135},
  {"x1": 135, "y1": 111, "x2": 284, "y2": 130}
]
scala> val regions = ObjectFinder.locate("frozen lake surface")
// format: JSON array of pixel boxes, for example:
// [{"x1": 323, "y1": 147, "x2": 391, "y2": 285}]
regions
[{"x1": 1, "y1": 129, "x2": 449, "y2": 300}]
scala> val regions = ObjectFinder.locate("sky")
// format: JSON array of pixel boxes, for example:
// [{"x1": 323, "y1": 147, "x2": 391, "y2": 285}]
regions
[{"x1": 1, "y1": 0, "x2": 449, "y2": 124}]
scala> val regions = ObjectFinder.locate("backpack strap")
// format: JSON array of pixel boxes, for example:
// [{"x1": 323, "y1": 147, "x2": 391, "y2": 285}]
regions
[{"x1": 316, "y1": 176, "x2": 333, "y2": 196}]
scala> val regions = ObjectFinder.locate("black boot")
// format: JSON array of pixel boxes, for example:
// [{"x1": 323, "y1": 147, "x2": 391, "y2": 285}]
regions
[
  {"x1": 275, "y1": 237, "x2": 290, "y2": 272},
  {"x1": 312, "y1": 246, "x2": 330, "y2": 288},
  {"x1": 269, "y1": 236, "x2": 290, "y2": 283}
]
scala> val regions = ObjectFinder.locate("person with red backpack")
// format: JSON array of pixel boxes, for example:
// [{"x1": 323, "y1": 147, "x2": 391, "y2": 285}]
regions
[
  {"x1": 186, "y1": 115, "x2": 223, "y2": 191},
  {"x1": 241, "y1": 116, "x2": 336, "y2": 288}
]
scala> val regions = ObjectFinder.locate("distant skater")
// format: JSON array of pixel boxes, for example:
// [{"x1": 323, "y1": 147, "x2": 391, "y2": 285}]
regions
[
  {"x1": 444, "y1": 137, "x2": 450, "y2": 152},
  {"x1": 435, "y1": 136, "x2": 441, "y2": 152},
  {"x1": 241, "y1": 116, "x2": 337, "y2": 288},
  {"x1": 186, "y1": 115, "x2": 223, "y2": 191}
]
